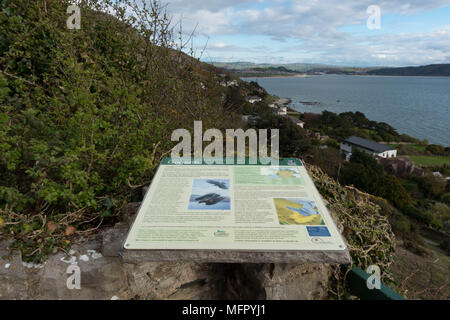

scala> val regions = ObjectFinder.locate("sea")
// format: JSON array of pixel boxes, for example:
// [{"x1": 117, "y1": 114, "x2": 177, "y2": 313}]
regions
[{"x1": 242, "y1": 75, "x2": 450, "y2": 146}]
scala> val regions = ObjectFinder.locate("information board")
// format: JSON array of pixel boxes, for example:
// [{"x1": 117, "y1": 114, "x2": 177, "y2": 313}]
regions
[{"x1": 124, "y1": 158, "x2": 347, "y2": 252}]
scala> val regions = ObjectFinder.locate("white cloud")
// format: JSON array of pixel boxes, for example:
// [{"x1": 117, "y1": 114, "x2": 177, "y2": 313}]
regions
[{"x1": 158, "y1": 0, "x2": 450, "y2": 65}]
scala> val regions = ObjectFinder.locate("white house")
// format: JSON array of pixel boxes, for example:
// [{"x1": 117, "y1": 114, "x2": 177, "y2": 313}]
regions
[
  {"x1": 276, "y1": 106, "x2": 287, "y2": 116},
  {"x1": 340, "y1": 136, "x2": 397, "y2": 161},
  {"x1": 247, "y1": 96, "x2": 263, "y2": 104},
  {"x1": 289, "y1": 116, "x2": 305, "y2": 128},
  {"x1": 433, "y1": 172, "x2": 443, "y2": 178}
]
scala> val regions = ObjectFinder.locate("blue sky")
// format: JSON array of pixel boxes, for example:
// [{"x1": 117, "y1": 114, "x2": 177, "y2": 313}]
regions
[{"x1": 159, "y1": 0, "x2": 450, "y2": 66}]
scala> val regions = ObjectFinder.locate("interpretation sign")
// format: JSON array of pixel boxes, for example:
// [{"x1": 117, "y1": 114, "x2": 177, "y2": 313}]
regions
[{"x1": 123, "y1": 158, "x2": 347, "y2": 254}]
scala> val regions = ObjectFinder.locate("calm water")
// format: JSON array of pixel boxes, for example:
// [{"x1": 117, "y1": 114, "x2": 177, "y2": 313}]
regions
[{"x1": 242, "y1": 75, "x2": 450, "y2": 146}]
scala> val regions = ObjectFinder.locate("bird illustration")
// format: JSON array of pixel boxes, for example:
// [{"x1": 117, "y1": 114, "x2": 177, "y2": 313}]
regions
[
  {"x1": 206, "y1": 180, "x2": 228, "y2": 190},
  {"x1": 195, "y1": 193, "x2": 226, "y2": 205}
]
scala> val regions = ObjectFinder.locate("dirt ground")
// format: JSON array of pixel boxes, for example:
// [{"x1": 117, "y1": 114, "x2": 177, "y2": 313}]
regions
[{"x1": 390, "y1": 240, "x2": 449, "y2": 300}]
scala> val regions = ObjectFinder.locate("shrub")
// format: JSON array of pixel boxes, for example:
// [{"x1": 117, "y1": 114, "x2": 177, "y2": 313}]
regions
[
  {"x1": 0, "y1": 0, "x2": 239, "y2": 261},
  {"x1": 439, "y1": 239, "x2": 450, "y2": 256},
  {"x1": 308, "y1": 165, "x2": 396, "y2": 299},
  {"x1": 403, "y1": 206, "x2": 433, "y2": 225},
  {"x1": 442, "y1": 193, "x2": 450, "y2": 206}
]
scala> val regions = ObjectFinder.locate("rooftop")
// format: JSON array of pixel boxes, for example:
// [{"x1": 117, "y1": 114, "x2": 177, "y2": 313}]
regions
[
  {"x1": 343, "y1": 136, "x2": 395, "y2": 153},
  {"x1": 288, "y1": 116, "x2": 305, "y2": 125}
]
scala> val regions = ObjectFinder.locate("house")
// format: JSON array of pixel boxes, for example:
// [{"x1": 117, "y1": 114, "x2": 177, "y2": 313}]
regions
[
  {"x1": 241, "y1": 115, "x2": 260, "y2": 124},
  {"x1": 433, "y1": 172, "x2": 443, "y2": 178},
  {"x1": 221, "y1": 80, "x2": 238, "y2": 87},
  {"x1": 275, "y1": 106, "x2": 287, "y2": 116},
  {"x1": 340, "y1": 136, "x2": 397, "y2": 161},
  {"x1": 247, "y1": 96, "x2": 263, "y2": 104},
  {"x1": 288, "y1": 116, "x2": 305, "y2": 128}
]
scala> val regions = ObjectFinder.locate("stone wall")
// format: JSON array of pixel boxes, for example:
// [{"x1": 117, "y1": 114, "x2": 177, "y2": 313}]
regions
[{"x1": 0, "y1": 203, "x2": 332, "y2": 300}]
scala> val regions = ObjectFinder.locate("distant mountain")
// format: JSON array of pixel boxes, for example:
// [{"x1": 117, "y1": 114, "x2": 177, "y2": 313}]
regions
[
  {"x1": 367, "y1": 64, "x2": 450, "y2": 76},
  {"x1": 212, "y1": 62, "x2": 330, "y2": 72},
  {"x1": 213, "y1": 62, "x2": 450, "y2": 77},
  {"x1": 212, "y1": 62, "x2": 382, "y2": 77}
]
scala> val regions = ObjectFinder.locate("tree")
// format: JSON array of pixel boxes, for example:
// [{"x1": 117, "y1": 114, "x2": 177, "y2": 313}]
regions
[
  {"x1": 310, "y1": 148, "x2": 342, "y2": 178},
  {"x1": 379, "y1": 175, "x2": 412, "y2": 210},
  {"x1": 340, "y1": 150, "x2": 411, "y2": 210},
  {"x1": 418, "y1": 174, "x2": 446, "y2": 199},
  {"x1": 442, "y1": 193, "x2": 450, "y2": 206}
]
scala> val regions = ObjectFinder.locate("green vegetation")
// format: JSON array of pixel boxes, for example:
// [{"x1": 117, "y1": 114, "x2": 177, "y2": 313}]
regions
[
  {"x1": 340, "y1": 150, "x2": 412, "y2": 210},
  {"x1": 367, "y1": 64, "x2": 450, "y2": 77},
  {"x1": 408, "y1": 156, "x2": 450, "y2": 167},
  {"x1": 0, "y1": 0, "x2": 241, "y2": 261},
  {"x1": 229, "y1": 66, "x2": 302, "y2": 78},
  {"x1": 307, "y1": 165, "x2": 397, "y2": 299},
  {"x1": 303, "y1": 110, "x2": 419, "y2": 143},
  {"x1": 394, "y1": 142, "x2": 450, "y2": 167}
]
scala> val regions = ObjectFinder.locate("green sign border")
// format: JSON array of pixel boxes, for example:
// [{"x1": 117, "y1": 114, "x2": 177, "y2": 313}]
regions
[{"x1": 161, "y1": 157, "x2": 303, "y2": 166}]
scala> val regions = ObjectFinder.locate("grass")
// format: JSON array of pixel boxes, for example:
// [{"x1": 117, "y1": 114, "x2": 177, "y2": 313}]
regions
[
  {"x1": 390, "y1": 144, "x2": 427, "y2": 154},
  {"x1": 408, "y1": 155, "x2": 450, "y2": 167}
]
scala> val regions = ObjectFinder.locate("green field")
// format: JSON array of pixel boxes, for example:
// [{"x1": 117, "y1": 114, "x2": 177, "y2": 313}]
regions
[
  {"x1": 408, "y1": 155, "x2": 450, "y2": 167},
  {"x1": 390, "y1": 144, "x2": 427, "y2": 154}
]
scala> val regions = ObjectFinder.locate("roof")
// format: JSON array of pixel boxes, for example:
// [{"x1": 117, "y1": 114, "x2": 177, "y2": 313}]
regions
[
  {"x1": 288, "y1": 116, "x2": 305, "y2": 124},
  {"x1": 343, "y1": 136, "x2": 395, "y2": 153},
  {"x1": 247, "y1": 95, "x2": 262, "y2": 100}
]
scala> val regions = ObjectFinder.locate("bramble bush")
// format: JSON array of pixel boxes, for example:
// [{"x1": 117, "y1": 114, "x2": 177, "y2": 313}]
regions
[{"x1": 307, "y1": 165, "x2": 397, "y2": 299}]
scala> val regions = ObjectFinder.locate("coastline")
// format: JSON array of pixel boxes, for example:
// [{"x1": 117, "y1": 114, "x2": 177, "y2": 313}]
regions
[
  {"x1": 241, "y1": 74, "x2": 310, "y2": 79},
  {"x1": 245, "y1": 75, "x2": 450, "y2": 147}
]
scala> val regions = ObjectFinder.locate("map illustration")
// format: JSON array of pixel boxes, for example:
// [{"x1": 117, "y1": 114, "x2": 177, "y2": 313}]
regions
[
  {"x1": 273, "y1": 198, "x2": 324, "y2": 225},
  {"x1": 260, "y1": 167, "x2": 302, "y2": 179}
]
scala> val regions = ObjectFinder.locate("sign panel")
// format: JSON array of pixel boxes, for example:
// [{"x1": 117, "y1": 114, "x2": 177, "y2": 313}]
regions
[{"x1": 124, "y1": 158, "x2": 347, "y2": 252}]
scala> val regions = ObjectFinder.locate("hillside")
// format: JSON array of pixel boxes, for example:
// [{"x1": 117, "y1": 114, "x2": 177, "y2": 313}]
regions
[
  {"x1": 367, "y1": 64, "x2": 450, "y2": 77},
  {"x1": 0, "y1": 0, "x2": 246, "y2": 261},
  {"x1": 213, "y1": 62, "x2": 329, "y2": 72},
  {"x1": 215, "y1": 62, "x2": 450, "y2": 77}
]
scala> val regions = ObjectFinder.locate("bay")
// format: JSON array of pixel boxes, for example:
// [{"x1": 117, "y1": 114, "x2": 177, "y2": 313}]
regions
[{"x1": 242, "y1": 75, "x2": 450, "y2": 146}]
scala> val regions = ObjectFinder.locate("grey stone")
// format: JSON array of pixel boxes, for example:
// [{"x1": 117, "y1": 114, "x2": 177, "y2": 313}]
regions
[
  {"x1": 0, "y1": 219, "x2": 345, "y2": 300},
  {"x1": 101, "y1": 223, "x2": 128, "y2": 257},
  {"x1": 226, "y1": 263, "x2": 330, "y2": 300},
  {"x1": 0, "y1": 250, "x2": 28, "y2": 300},
  {"x1": 37, "y1": 243, "x2": 127, "y2": 300},
  {"x1": 0, "y1": 238, "x2": 13, "y2": 250},
  {"x1": 121, "y1": 202, "x2": 141, "y2": 226},
  {"x1": 120, "y1": 248, "x2": 351, "y2": 264},
  {"x1": 123, "y1": 261, "x2": 218, "y2": 300}
]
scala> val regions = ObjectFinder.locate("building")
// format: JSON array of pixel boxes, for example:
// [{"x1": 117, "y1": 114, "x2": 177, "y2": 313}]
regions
[
  {"x1": 241, "y1": 115, "x2": 260, "y2": 124},
  {"x1": 220, "y1": 80, "x2": 238, "y2": 87},
  {"x1": 340, "y1": 136, "x2": 397, "y2": 161},
  {"x1": 247, "y1": 96, "x2": 263, "y2": 104},
  {"x1": 433, "y1": 172, "x2": 443, "y2": 178},
  {"x1": 275, "y1": 106, "x2": 287, "y2": 116},
  {"x1": 288, "y1": 116, "x2": 305, "y2": 128}
]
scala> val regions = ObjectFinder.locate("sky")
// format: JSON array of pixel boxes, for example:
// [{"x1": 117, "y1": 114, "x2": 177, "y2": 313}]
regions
[{"x1": 158, "y1": 0, "x2": 450, "y2": 67}]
